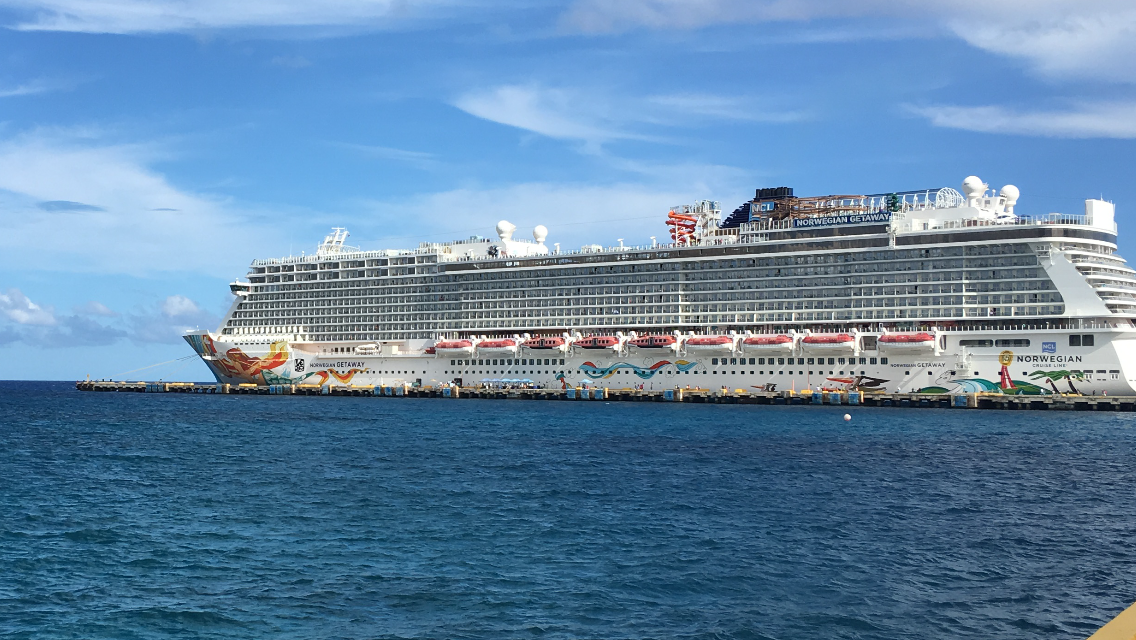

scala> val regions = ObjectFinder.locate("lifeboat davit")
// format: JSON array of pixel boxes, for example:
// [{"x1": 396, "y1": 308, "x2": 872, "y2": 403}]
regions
[
  {"x1": 522, "y1": 336, "x2": 567, "y2": 351},
  {"x1": 627, "y1": 335, "x2": 677, "y2": 350},
  {"x1": 434, "y1": 339, "x2": 475, "y2": 356},
  {"x1": 877, "y1": 332, "x2": 936, "y2": 353},
  {"x1": 801, "y1": 333, "x2": 857, "y2": 353},
  {"x1": 477, "y1": 338, "x2": 519, "y2": 355},
  {"x1": 684, "y1": 335, "x2": 735, "y2": 353},
  {"x1": 575, "y1": 336, "x2": 620, "y2": 349},
  {"x1": 740, "y1": 334, "x2": 794, "y2": 352}
]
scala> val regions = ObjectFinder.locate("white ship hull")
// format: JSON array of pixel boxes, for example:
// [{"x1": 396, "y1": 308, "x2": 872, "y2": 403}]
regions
[{"x1": 185, "y1": 329, "x2": 1136, "y2": 396}]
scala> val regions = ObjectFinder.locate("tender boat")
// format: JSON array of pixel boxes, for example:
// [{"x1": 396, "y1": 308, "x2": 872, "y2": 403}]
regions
[
  {"x1": 522, "y1": 336, "x2": 567, "y2": 350},
  {"x1": 627, "y1": 335, "x2": 678, "y2": 350},
  {"x1": 877, "y1": 332, "x2": 937, "y2": 353},
  {"x1": 740, "y1": 334, "x2": 794, "y2": 352},
  {"x1": 434, "y1": 339, "x2": 475, "y2": 356},
  {"x1": 575, "y1": 336, "x2": 620, "y2": 349},
  {"x1": 684, "y1": 335, "x2": 735, "y2": 353},
  {"x1": 800, "y1": 333, "x2": 857, "y2": 353},
  {"x1": 477, "y1": 338, "x2": 519, "y2": 355}
]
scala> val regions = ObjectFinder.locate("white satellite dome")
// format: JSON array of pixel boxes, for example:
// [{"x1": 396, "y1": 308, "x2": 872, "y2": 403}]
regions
[
  {"x1": 496, "y1": 220, "x2": 516, "y2": 241},
  {"x1": 999, "y1": 184, "x2": 1019, "y2": 206},
  {"x1": 961, "y1": 176, "x2": 986, "y2": 199},
  {"x1": 533, "y1": 225, "x2": 548, "y2": 244}
]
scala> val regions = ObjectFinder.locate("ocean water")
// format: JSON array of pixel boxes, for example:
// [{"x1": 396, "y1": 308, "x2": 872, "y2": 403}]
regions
[{"x1": 1, "y1": 381, "x2": 1135, "y2": 639}]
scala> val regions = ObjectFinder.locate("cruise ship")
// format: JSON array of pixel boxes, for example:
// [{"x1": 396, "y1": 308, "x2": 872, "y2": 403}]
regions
[{"x1": 185, "y1": 176, "x2": 1136, "y2": 396}]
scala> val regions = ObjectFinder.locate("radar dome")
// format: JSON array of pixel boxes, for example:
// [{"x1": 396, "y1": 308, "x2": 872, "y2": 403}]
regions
[
  {"x1": 961, "y1": 176, "x2": 985, "y2": 198},
  {"x1": 496, "y1": 220, "x2": 516, "y2": 241},
  {"x1": 533, "y1": 225, "x2": 548, "y2": 243},
  {"x1": 1000, "y1": 184, "x2": 1019, "y2": 205}
]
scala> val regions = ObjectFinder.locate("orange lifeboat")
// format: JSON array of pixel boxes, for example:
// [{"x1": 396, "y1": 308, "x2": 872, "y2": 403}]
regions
[
  {"x1": 684, "y1": 335, "x2": 735, "y2": 353},
  {"x1": 522, "y1": 336, "x2": 566, "y2": 350},
  {"x1": 477, "y1": 338, "x2": 519, "y2": 355},
  {"x1": 434, "y1": 339, "x2": 475, "y2": 356},
  {"x1": 801, "y1": 333, "x2": 857, "y2": 353},
  {"x1": 877, "y1": 332, "x2": 936, "y2": 353},
  {"x1": 740, "y1": 334, "x2": 794, "y2": 352},
  {"x1": 627, "y1": 335, "x2": 677, "y2": 350},
  {"x1": 575, "y1": 336, "x2": 620, "y2": 349}
]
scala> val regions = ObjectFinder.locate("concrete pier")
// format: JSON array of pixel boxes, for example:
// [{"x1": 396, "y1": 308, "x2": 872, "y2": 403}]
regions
[{"x1": 74, "y1": 380, "x2": 1136, "y2": 411}]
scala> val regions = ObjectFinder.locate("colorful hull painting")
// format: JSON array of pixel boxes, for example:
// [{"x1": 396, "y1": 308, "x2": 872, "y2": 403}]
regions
[
  {"x1": 186, "y1": 334, "x2": 368, "y2": 386},
  {"x1": 185, "y1": 334, "x2": 291, "y2": 383},
  {"x1": 580, "y1": 360, "x2": 698, "y2": 379},
  {"x1": 915, "y1": 377, "x2": 1050, "y2": 395},
  {"x1": 262, "y1": 368, "x2": 368, "y2": 386}
]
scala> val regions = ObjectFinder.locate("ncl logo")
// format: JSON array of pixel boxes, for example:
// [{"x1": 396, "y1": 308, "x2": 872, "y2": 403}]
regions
[{"x1": 1042, "y1": 342, "x2": 1056, "y2": 354}]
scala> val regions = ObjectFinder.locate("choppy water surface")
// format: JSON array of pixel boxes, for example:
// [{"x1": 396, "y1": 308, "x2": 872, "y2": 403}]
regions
[{"x1": 2, "y1": 381, "x2": 1135, "y2": 639}]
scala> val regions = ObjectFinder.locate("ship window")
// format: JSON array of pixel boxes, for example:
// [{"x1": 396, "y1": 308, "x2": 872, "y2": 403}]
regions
[
  {"x1": 730, "y1": 358, "x2": 737, "y2": 365},
  {"x1": 712, "y1": 358, "x2": 719, "y2": 365},
  {"x1": 995, "y1": 339, "x2": 1030, "y2": 347},
  {"x1": 960, "y1": 339, "x2": 994, "y2": 347},
  {"x1": 1083, "y1": 335, "x2": 1095, "y2": 346},
  {"x1": 749, "y1": 358, "x2": 756, "y2": 365},
  {"x1": 758, "y1": 358, "x2": 765, "y2": 365},
  {"x1": 560, "y1": 359, "x2": 565, "y2": 365},
  {"x1": 827, "y1": 358, "x2": 835, "y2": 365},
  {"x1": 545, "y1": 359, "x2": 551, "y2": 365},
  {"x1": 838, "y1": 358, "x2": 846, "y2": 365},
  {"x1": 1069, "y1": 335, "x2": 1081, "y2": 346},
  {"x1": 881, "y1": 358, "x2": 889, "y2": 364},
  {"x1": 778, "y1": 358, "x2": 785, "y2": 365},
  {"x1": 797, "y1": 358, "x2": 805, "y2": 365},
  {"x1": 807, "y1": 358, "x2": 814, "y2": 365}
]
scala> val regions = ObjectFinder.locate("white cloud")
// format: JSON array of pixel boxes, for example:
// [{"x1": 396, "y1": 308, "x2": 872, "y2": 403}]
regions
[
  {"x1": 77, "y1": 300, "x2": 117, "y2": 316},
  {"x1": 453, "y1": 84, "x2": 799, "y2": 149},
  {"x1": 0, "y1": 288, "x2": 56, "y2": 325},
  {"x1": 455, "y1": 85, "x2": 631, "y2": 149},
  {"x1": 160, "y1": 295, "x2": 201, "y2": 318},
  {"x1": 0, "y1": 0, "x2": 446, "y2": 33},
  {"x1": 0, "y1": 128, "x2": 287, "y2": 277},
  {"x1": 559, "y1": 0, "x2": 1136, "y2": 82},
  {"x1": 906, "y1": 101, "x2": 1136, "y2": 139},
  {"x1": 0, "y1": 287, "x2": 218, "y2": 346}
]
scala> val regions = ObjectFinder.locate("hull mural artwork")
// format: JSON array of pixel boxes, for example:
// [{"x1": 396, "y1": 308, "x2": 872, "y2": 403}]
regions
[
  {"x1": 262, "y1": 368, "x2": 368, "y2": 386},
  {"x1": 914, "y1": 352, "x2": 1058, "y2": 395},
  {"x1": 579, "y1": 360, "x2": 699, "y2": 380},
  {"x1": 186, "y1": 335, "x2": 366, "y2": 386}
]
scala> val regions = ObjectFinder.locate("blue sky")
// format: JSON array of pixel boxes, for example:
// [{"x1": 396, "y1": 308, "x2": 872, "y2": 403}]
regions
[{"x1": 1, "y1": 0, "x2": 1134, "y2": 381}]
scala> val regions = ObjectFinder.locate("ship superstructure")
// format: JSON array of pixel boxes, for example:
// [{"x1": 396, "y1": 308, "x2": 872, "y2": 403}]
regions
[{"x1": 186, "y1": 176, "x2": 1136, "y2": 396}]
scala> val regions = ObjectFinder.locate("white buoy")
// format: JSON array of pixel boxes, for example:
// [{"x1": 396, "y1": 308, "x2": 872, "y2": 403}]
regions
[{"x1": 843, "y1": 413, "x2": 851, "y2": 422}]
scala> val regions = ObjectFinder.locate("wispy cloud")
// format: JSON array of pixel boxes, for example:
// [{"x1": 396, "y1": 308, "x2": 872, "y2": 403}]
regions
[
  {"x1": 453, "y1": 84, "x2": 800, "y2": 150},
  {"x1": 454, "y1": 85, "x2": 633, "y2": 149},
  {"x1": 0, "y1": 128, "x2": 288, "y2": 276},
  {"x1": 906, "y1": 101, "x2": 1136, "y2": 139},
  {"x1": 1, "y1": 0, "x2": 448, "y2": 34},
  {"x1": 334, "y1": 142, "x2": 438, "y2": 169},
  {"x1": 558, "y1": 0, "x2": 1136, "y2": 83},
  {"x1": 0, "y1": 78, "x2": 69, "y2": 98},
  {"x1": 37, "y1": 199, "x2": 104, "y2": 212}
]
